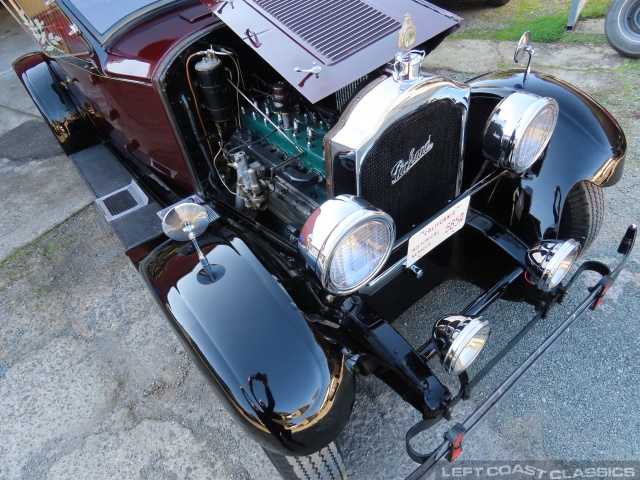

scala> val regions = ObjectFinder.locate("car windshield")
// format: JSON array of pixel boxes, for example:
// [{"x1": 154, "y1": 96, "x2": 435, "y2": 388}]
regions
[{"x1": 70, "y1": 0, "x2": 161, "y2": 35}]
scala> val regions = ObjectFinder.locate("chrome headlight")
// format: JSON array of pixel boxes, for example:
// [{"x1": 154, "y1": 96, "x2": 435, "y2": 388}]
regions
[
  {"x1": 433, "y1": 315, "x2": 491, "y2": 374},
  {"x1": 483, "y1": 92, "x2": 559, "y2": 174},
  {"x1": 525, "y1": 239, "x2": 581, "y2": 292},
  {"x1": 299, "y1": 195, "x2": 395, "y2": 295}
]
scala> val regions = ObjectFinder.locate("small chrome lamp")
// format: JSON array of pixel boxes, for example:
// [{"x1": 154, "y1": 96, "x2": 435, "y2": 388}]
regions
[
  {"x1": 525, "y1": 239, "x2": 581, "y2": 292},
  {"x1": 432, "y1": 315, "x2": 491, "y2": 374}
]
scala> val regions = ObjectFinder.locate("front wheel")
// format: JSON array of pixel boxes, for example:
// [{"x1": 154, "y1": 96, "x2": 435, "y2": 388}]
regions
[
  {"x1": 558, "y1": 181, "x2": 605, "y2": 253},
  {"x1": 605, "y1": 0, "x2": 640, "y2": 58},
  {"x1": 263, "y1": 442, "x2": 348, "y2": 480}
]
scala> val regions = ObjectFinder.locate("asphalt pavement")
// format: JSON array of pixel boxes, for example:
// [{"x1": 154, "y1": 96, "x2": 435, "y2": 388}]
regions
[{"x1": 1, "y1": 4, "x2": 638, "y2": 480}]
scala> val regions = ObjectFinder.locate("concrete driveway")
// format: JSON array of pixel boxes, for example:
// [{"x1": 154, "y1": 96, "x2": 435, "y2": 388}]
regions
[{"x1": 1, "y1": 4, "x2": 638, "y2": 480}]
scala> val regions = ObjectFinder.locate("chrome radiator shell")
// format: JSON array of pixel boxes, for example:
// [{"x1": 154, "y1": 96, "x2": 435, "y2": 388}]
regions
[{"x1": 326, "y1": 74, "x2": 470, "y2": 236}]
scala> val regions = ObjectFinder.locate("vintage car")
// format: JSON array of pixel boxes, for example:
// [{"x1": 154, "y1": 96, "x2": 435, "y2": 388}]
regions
[{"x1": 4, "y1": 0, "x2": 636, "y2": 478}]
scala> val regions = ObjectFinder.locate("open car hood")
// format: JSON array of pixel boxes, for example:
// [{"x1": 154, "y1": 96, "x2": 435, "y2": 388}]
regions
[{"x1": 200, "y1": 0, "x2": 461, "y2": 103}]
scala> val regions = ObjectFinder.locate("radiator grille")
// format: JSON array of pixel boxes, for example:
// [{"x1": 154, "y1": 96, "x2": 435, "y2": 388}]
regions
[
  {"x1": 359, "y1": 100, "x2": 463, "y2": 237},
  {"x1": 249, "y1": 0, "x2": 400, "y2": 62},
  {"x1": 336, "y1": 75, "x2": 368, "y2": 111}
]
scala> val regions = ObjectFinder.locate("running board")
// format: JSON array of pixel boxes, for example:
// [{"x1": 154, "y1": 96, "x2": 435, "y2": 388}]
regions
[{"x1": 70, "y1": 144, "x2": 164, "y2": 251}]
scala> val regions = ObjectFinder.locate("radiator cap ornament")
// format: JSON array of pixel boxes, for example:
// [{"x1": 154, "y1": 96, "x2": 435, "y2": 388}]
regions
[
  {"x1": 398, "y1": 13, "x2": 417, "y2": 52},
  {"x1": 393, "y1": 14, "x2": 423, "y2": 82}
]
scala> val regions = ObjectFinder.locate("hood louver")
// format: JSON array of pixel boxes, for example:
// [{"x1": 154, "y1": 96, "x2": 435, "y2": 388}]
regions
[
  {"x1": 249, "y1": 0, "x2": 400, "y2": 64},
  {"x1": 201, "y1": 0, "x2": 460, "y2": 102}
]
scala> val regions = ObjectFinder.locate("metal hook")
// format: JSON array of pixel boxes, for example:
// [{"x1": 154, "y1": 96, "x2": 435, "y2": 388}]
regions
[
  {"x1": 294, "y1": 62, "x2": 322, "y2": 77},
  {"x1": 245, "y1": 28, "x2": 261, "y2": 47}
]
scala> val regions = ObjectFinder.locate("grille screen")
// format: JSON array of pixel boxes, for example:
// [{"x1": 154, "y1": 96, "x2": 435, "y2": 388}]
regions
[
  {"x1": 336, "y1": 75, "x2": 368, "y2": 111},
  {"x1": 249, "y1": 0, "x2": 400, "y2": 62},
  {"x1": 359, "y1": 100, "x2": 463, "y2": 237}
]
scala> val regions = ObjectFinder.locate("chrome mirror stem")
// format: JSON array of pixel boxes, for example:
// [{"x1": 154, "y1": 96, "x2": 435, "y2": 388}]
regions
[
  {"x1": 162, "y1": 203, "x2": 215, "y2": 283},
  {"x1": 514, "y1": 31, "x2": 535, "y2": 86},
  {"x1": 187, "y1": 230, "x2": 215, "y2": 282},
  {"x1": 523, "y1": 44, "x2": 534, "y2": 86}
]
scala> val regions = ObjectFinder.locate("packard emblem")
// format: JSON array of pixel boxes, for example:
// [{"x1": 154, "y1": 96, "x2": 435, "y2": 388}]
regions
[{"x1": 391, "y1": 136, "x2": 434, "y2": 185}]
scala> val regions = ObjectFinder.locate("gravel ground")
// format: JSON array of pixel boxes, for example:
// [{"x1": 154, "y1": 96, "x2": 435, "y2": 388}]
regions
[{"x1": 1, "y1": 2, "x2": 638, "y2": 480}]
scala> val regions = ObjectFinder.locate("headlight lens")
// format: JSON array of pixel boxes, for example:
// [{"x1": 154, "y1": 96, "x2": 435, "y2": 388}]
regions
[
  {"x1": 525, "y1": 239, "x2": 581, "y2": 291},
  {"x1": 512, "y1": 102, "x2": 558, "y2": 171},
  {"x1": 328, "y1": 221, "x2": 393, "y2": 291},
  {"x1": 433, "y1": 315, "x2": 491, "y2": 374},
  {"x1": 483, "y1": 92, "x2": 559, "y2": 174},
  {"x1": 299, "y1": 195, "x2": 395, "y2": 295}
]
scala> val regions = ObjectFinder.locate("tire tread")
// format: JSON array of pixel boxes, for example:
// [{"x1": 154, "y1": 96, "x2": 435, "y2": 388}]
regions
[
  {"x1": 263, "y1": 442, "x2": 347, "y2": 480},
  {"x1": 559, "y1": 181, "x2": 604, "y2": 252}
]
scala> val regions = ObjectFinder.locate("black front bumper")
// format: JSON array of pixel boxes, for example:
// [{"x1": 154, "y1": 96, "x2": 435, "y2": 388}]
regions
[{"x1": 403, "y1": 224, "x2": 637, "y2": 480}]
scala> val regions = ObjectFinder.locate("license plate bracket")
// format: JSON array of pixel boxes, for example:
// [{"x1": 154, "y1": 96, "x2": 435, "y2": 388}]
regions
[{"x1": 407, "y1": 197, "x2": 470, "y2": 267}]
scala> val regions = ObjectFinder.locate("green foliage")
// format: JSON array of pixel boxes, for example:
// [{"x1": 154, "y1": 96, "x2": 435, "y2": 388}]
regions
[
  {"x1": 0, "y1": 233, "x2": 69, "y2": 293},
  {"x1": 580, "y1": 0, "x2": 612, "y2": 19},
  {"x1": 560, "y1": 33, "x2": 607, "y2": 44},
  {"x1": 453, "y1": 0, "x2": 611, "y2": 43},
  {"x1": 515, "y1": 0, "x2": 546, "y2": 15},
  {"x1": 496, "y1": 14, "x2": 568, "y2": 42},
  {"x1": 453, "y1": 14, "x2": 568, "y2": 42}
]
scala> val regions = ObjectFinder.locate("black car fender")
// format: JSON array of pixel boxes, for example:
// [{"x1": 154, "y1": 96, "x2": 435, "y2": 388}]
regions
[
  {"x1": 466, "y1": 70, "x2": 626, "y2": 242},
  {"x1": 13, "y1": 52, "x2": 96, "y2": 155},
  {"x1": 140, "y1": 220, "x2": 355, "y2": 457}
]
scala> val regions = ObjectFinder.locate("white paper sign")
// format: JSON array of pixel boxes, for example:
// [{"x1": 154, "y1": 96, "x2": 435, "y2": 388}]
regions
[{"x1": 406, "y1": 196, "x2": 471, "y2": 267}]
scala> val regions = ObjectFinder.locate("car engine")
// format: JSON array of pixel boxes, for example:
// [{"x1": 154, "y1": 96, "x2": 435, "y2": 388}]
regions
[{"x1": 164, "y1": 21, "x2": 469, "y2": 240}]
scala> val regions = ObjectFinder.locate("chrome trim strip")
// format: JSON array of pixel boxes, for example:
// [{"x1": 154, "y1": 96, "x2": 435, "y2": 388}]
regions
[
  {"x1": 409, "y1": 0, "x2": 463, "y2": 22},
  {"x1": 323, "y1": 75, "x2": 386, "y2": 197},
  {"x1": 56, "y1": 56, "x2": 154, "y2": 86},
  {"x1": 358, "y1": 256, "x2": 407, "y2": 295},
  {"x1": 455, "y1": 82, "x2": 469, "y2": 196}
]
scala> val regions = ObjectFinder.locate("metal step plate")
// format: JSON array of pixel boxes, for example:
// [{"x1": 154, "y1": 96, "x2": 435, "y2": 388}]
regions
[
  {"x1": 96, "y1": 181, "x2": 148, "y2": 222},
  {"x1": 70, "y1": 144, "x2": 164, "y2": 251}
]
